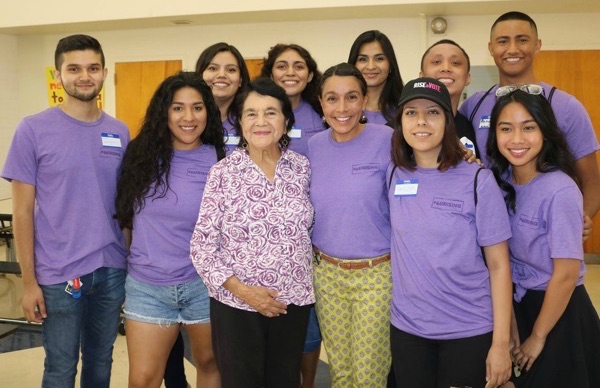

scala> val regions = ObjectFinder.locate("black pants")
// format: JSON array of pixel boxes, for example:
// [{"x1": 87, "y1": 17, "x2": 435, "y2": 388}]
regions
[
  {"x1": 210, "y1": 298, "x2": 310, "y2": 388},
  {"x1": 391, "y1": 325, "x2": 492, "y2": 388}
]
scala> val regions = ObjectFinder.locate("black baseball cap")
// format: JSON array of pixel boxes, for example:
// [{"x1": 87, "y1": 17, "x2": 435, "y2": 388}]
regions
[{"x1": 398, "y1": 77, "x2": 452, "y2": 113}]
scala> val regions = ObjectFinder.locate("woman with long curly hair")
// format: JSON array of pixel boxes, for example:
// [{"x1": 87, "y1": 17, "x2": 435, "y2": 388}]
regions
[{"x1": 115, "y1": 71, "x2": 225, "y2": 388}]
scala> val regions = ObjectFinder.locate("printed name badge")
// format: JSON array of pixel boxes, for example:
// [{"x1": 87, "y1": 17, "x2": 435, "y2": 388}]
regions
[
  {"x1": 224, "y1": 135, "x2": 240, "y2": 146},
  {"x1": 101, "y1": 133, "x2": 122, "y2": 148},
  {"x1": 479, "y1": 115, "x2": 491, "y2": 129},
  {"x1": 289, "y1": 128, "x2": 302, "y2": 139},
  {"x1": 394, "y1": 179, "x2": 418, "y2": 196}
]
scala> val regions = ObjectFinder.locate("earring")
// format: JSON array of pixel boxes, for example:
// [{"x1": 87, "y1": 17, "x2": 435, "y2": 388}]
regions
[
  {"x1": 322, "y1": 116, "x2": 327, "y2": 123},
  {"x1": 241, "y1": 140, "x2": 248, "y2": 149},
  {"x1": 281, "y1": 137, "x2": 289, "y2": 148},
  {"x1": 359, "y1": 114, "x2": 368, "y2": 124}
]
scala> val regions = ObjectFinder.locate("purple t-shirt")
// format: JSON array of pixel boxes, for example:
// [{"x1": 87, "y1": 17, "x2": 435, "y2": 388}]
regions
[
  {"x1": 287, "y1": 100, "x2": 326, "y2": 157},
  {"x1": 128, "y1": 146, "x2": 218, "y2": 286},
  {"x1": 308, "y1": 123, "x2": 392, "y2": 259},
  {"x1": 509, "y1": 171, "x2": 585, "y2": 302},
  {"x1": 1, "y1": 107, "x2": 129, "y2": 284},
  {"x1": 388, "y1": 162, "x2": 511, "y2": 339},
  {"x1": 459, "y1": 83, "x2": 599, "y2": 167},
  {"x1": 364, "y1": 109, "x2": 390, "y2": 126}
]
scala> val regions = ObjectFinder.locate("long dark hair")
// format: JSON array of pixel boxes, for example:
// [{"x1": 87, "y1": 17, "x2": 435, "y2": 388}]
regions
[
  {"x1": 486, "y1": 90, "x2": 577, "y2": 212},
  {"x1": 235, "y1": 77, "x2": 294, "y2": 149},
  {"x1": 115, "y1": 71, "x2": 225, "y2": 229},
  {"x1": 347, "y1": 30, "x2": 404, "y2": 123},
  {"x1": 261, "y1": 43, "x2": 323, "y2": 116},
  {"x1": 195, "y1": 42, "x2": 250, "y2": 121},
  {"x1": 391, "y1": 102, "x2": 463, "y2": 172}
]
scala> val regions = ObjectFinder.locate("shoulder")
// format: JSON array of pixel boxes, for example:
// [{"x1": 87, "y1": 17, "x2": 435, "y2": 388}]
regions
[
  {"x1": 365, "y1": 123, "x2": 394, "y2": 138},
  {"x1": 307, "y1": 128, "x2": 330, "y2": 147},
  {"x1": 537, "y1": 170, "x2": 579, "y2": 191},
  {"x1": 283, "y1": 149, "x2": 310, "y2": 171}
]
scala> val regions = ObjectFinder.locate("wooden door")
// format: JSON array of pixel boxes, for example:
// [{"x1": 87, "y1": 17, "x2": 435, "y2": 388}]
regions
[
  {"x1": 245, "y1": 59, "x2": 264, "y2": 80},
  {"x1": 115, "y1": 60, "x2": 182, "y2": 138},
  {"x1": 534, "y1": 50, "x2": 600, "y2": 254}
]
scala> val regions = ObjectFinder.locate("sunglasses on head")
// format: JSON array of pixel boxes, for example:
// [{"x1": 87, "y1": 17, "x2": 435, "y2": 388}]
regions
[{"x1": 495, "y1": 84, "x2": 544, "y2": 98}]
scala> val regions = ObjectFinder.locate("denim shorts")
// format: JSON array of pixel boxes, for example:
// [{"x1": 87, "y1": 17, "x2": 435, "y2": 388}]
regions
[{"x1": 124, "y1": 275, "x2": 210, "y2": 325}]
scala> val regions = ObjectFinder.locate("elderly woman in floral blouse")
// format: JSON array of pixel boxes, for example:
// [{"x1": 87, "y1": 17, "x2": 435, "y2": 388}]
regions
[{"x1": 190, "y1": 77, "x2": 315, "y2": 388}]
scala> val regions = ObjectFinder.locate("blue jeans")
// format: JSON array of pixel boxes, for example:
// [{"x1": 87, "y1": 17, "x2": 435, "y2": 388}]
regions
[{"x1": 40, "y1": 267, "x2": 125, "y2": 388}]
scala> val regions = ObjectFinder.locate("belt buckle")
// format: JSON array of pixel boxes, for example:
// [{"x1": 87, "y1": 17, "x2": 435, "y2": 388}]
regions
[{"x1": 313, "y1": 250, "x2": 321, "y2": 265}]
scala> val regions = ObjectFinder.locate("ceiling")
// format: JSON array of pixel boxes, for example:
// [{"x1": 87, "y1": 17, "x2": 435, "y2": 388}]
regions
[{"x1": 2, "y1": 1, "x2": 598, "y2": 35}]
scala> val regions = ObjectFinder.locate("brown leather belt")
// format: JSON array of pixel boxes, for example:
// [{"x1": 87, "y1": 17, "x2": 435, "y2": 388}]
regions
[{"x1": 314, "y1": 249, "x2": 390, "y2": 270}]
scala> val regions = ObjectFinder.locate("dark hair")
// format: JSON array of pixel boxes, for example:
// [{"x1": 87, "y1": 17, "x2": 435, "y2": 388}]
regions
[
  {"x1": 420, "y1": 39, "x2": 471, "y2": 72},
  {"x1": 261, "y1": 43, "x2": 323, "y2": 116},
  {"x1": 234, "y1": 77, "x2": 294, "y2": 149},
  {"x1": 115, "y1": 71, "x2": 225, "y2": 229},
  {"x1": 347, "y1": 30, "x2": 404, "y2": 123},
  {"x1": 491, "y1": 11, "x2": 538, "y2": 36},
  {"x1": 486, "y1": 90, "x2": 577, "y2": 212},
  {"x1": 55, "y1": 34, "x2": 105, "y2": 69},
  {"x1": 194, "y1": 42, "x2": 250, "y2": 120},
  {"x1": 318, "y1": 62, "x2": 367, "y2": 98},
  {"x1": 391, "y1": 98, "x2": 464, "y2": 172}
]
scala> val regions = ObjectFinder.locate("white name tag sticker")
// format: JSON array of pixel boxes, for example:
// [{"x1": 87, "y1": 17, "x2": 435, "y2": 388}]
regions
[
  {"x1": 289, "y1": 128, "x2": 302, "y2": 138},
  {"x1": 479, "y1": 115, "x2": 491, "y2": 129},
  {"x1": 394, "y1": 179, "x2": 419, "y2": 196},
  {"x1": 101, "y1": 133, "x2": 122, "y2": 148},
  {"x1": 225, "y1": 135, "x2": 240, "y2": 146}
]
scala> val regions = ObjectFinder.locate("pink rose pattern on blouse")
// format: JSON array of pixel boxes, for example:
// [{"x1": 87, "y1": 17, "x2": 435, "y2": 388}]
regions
[{"x1": 190, "y1": 148, "x2": 315, "y2": 311}]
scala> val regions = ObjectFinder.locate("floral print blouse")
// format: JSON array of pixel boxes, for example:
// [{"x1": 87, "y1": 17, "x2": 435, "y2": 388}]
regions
[{"x1": 190, "y1": 148, "x2": 315, "y2": 311}]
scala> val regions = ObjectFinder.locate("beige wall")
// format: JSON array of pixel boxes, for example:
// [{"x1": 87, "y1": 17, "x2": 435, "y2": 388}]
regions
[{"x1": 1, "y1": 12, "x2": 599, "y2": 198}]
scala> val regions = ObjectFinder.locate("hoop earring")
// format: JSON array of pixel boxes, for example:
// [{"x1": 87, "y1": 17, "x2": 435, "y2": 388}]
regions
[
  {"x1": 359, "y1": 114, "x2": 368, "y2": 124},
  {"x1": 241, "y1": 140, "x2": 248, "y2": 149}
]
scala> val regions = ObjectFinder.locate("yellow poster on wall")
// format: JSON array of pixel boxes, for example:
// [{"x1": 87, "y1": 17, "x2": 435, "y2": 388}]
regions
[{"x1": 46, "y1": 67, "x2": 105, "y2": 109}]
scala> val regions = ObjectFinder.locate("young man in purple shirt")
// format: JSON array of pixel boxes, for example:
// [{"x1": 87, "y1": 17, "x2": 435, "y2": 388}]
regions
[
  {"x1": 459, "y1": 11, "x2": 599, "y2": 229},
  {"x1": 2, "y1": 35, "x2": 129, "y2": 388}
]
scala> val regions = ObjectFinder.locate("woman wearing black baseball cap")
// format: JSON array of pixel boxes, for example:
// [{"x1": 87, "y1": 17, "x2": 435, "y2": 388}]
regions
[{"x1": 388, "y1": 77, "x2": 513, "y2": 388}]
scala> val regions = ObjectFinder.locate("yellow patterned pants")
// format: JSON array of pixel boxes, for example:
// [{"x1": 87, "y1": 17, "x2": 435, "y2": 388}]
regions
[{"x1": 314, "y1": 257, "x2": 392, "y2": 388}]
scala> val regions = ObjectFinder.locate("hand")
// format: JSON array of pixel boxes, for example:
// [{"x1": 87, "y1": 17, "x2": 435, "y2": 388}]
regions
[
  {"x1": 485, "y1": 343, "x2": 512, "y2": 388},
  {"x1": 22, "y1": 281, "x2": 46, "y2": 323},
  {"x1": 239, "y1": 285, "x2": 287, "y2": 318},
  {"x1": 462, "y1": 146, "x2": 481, "y2": 165},
  {"x1": 582, "y1": 215, "x2": 593, "y2": 242},
  {"x1": 512, "y1": 335, "x2": 545, "y2": 373}
]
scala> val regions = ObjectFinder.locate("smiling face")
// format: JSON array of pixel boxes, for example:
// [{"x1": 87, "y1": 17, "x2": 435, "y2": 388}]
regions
[
  {"x1": 401, "y1": 98, "x2": 446, "y2": 167},
  {"x1": 495, "y1": 101, "x2": 543, "y2": 183},
  {"x1": 320, "y1": 75, "x2": 368, "y2": 142},
  {"x1": 420, "y1": 43, "x2": 471, "y2": 104},
  {"x1": 354, "y1": 41, "x2": 390, "y2": 90},
  {"x1": 489, "y1": 20, "x2": 541, "y2": 83},
  {"x1": 55, "y1": 49, "x2": 107, "y2": 102},
  {"x1": 168, "y1": 87, "x2": 207, "y2": 150},
  {"x1": 240, "y1": 92, "x2": 287, "y2": 152},
  {"x1": 201, "y1": 51, "x2": 242, "y2": 104},
  {"x1": 270, "y1": 49, "x2": 313, "y2": 106}
]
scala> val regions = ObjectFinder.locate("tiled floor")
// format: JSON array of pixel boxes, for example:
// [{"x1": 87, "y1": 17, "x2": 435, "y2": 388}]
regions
[{"x1": 0, "y1": 265, "x2": 599, "y2": 387}]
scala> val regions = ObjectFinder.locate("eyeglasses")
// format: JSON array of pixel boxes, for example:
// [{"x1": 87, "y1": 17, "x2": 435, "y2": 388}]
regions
[{"x1": 495, "y1": 84, "x2": 544, "y2": 98}]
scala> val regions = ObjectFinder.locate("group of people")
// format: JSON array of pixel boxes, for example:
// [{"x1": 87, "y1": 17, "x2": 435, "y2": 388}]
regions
[{"x1": 2, "y1": 9, "x2": 600, "y2": 388}]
